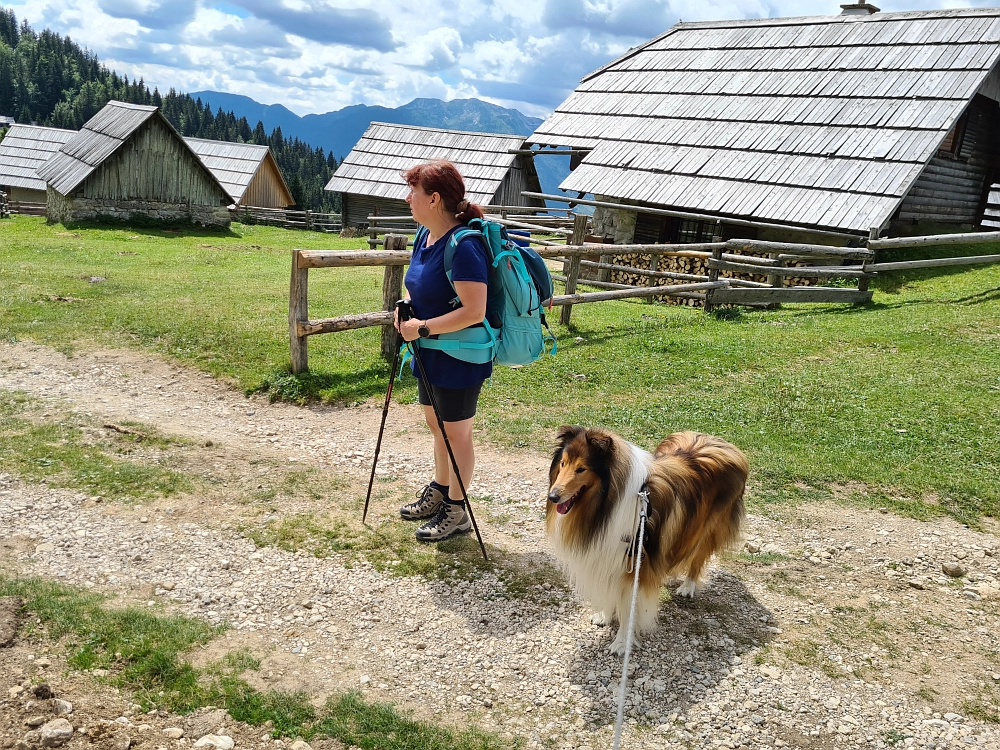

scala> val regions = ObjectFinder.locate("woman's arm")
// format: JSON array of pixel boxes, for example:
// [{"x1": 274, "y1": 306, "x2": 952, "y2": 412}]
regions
[{"x1": 397, "y1": 280, "x2": 487, "y2": 342}]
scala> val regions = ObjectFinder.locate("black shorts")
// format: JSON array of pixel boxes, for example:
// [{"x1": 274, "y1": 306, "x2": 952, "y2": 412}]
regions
[{"x1": 416, "y1": 379, "x2": 484, "y2": 422}]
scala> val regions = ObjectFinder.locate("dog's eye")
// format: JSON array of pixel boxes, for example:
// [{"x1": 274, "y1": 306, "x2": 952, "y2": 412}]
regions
[{"x1": 575, "y1": 467, "x2": 585, "y2": 474}]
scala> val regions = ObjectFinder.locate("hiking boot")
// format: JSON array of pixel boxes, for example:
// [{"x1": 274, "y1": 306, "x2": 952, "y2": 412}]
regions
[
  {"x1": 415, "y1": 500, "x2": 472, "y2": 542},
  {"x1": 399, "y1": 482, "x2": 447, "y2": 520}
]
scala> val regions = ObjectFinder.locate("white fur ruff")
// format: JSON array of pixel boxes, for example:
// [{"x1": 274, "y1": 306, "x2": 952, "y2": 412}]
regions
[{"x1": 549, "y1": 443, "x2": 662, "y2": 654}]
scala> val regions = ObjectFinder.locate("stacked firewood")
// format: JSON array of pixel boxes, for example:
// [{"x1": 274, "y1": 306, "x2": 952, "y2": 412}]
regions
[{"x1": 604, "y1": 249, "x2": 819, "y2": 307}]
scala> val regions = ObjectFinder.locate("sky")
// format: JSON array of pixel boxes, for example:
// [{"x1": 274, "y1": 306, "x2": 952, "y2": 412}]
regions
[{"x1": 8, "y1": 0, "x2": 996, "y2": 117}]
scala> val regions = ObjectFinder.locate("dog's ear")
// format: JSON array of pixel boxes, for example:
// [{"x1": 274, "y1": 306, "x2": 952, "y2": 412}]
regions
[
  {"x1": 586, "y1": 431, "x2": 614, "y2": 456},
  {"x1": 555, "y1": 425, "x2": 584, "y2": 447}
]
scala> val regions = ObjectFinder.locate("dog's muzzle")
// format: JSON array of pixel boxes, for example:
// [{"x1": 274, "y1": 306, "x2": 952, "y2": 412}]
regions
[{"x1": 548, "y1": 486, "x2": 584, "y2": 515}]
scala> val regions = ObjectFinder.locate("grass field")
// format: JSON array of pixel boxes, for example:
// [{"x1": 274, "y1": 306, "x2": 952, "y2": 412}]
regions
[{"x1": 2, "y1": 216, "x2": 999, "y2": 524}]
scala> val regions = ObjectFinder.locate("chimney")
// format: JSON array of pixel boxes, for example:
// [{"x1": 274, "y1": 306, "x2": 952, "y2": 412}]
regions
[{"x1": 840, "y1": 1, "x2": 879, "y2": 14}]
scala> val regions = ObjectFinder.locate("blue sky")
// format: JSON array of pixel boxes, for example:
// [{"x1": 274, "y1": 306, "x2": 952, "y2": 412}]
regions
[{"x1": 8, "y1": 0, "x2": 995, "y2": 117}]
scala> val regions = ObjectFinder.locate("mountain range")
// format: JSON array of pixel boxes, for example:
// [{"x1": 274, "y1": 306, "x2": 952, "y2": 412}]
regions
[{"x1": 191, "y1": 91, "x2": 569, "y2": 198}]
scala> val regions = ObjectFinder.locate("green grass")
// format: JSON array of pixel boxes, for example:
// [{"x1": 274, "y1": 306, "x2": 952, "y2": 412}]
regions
[
  {"x1": 0, "y1": 389, "x2": 190, "y2": 500},
  {"x1": 0, "y1": 575, "x2": 520, "y2": 747},
  {"x1": 3, "y1": 216, "x2": 1000, "y2": 523}
]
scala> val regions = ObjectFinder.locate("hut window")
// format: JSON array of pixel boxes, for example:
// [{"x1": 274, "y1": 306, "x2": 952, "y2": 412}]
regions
[
  {"x1": 938, "y1": 110, "x2": 970, "y2": 158},
  {"x1": 633, "y1": 213, "x2": 677, "y2": 244}
]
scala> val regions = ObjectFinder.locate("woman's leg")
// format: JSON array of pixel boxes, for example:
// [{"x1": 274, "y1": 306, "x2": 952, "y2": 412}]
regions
[{"x1": 423, "y1": 406, "x2": 475, "y2": 500}]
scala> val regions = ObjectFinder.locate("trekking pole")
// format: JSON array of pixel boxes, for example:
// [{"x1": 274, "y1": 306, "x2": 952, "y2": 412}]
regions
[
  {"x1": 398, "y1": 304, "x2": 489, "y2": 562},
  {"x1": 362, "y1": 299, "x2": 408, "y2": 525}
]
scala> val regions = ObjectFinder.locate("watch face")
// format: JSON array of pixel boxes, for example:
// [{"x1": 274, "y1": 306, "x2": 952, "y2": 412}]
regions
[{"x1": 419, "y1": 324, "x2": 430, "y2": 338}]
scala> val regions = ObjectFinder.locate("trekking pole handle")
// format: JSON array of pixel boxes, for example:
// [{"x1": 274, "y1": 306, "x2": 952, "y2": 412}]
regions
[{"x1": 396, "y1": 299, "x2": 413, "y2": 323}]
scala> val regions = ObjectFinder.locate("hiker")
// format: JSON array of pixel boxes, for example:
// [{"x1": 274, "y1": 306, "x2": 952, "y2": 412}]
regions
[{"x1": 394, "y1": 160, "x2": 490, "y2": 543}]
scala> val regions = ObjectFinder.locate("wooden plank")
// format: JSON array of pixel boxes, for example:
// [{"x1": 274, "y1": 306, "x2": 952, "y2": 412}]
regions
[
  {"x1": 706, "y1": 287, "x2": 873, "y2": 305},
  {"x1": 289, "y1": 249, "x2": 309, "y2": 374},
  {"x1": 725, "y1": 239, "x2": 874, "y2": 260},
  {"x1": 552, "y1": 281, "x2": 729, "y2": 306},
  {"x1": 299, "y1": 250, "x2": 412, "y2": 269},
  {"x1": 864, "y1": 254, "x2": 1000, "y2": 272},
  {"x1": 299, "y1": 311, "x2": 393, "y2": 337},
  {"x1": 708, "y1": 259, "x2": 870, "y2": 279},
  {"x1": 867, "y1": 230, "x2": 1000, "y2": 251}
]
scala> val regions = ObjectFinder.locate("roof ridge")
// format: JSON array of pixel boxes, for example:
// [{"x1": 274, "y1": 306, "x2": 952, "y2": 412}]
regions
[
  {"x1": 671, "y1": 7, "x2": 1000, "y2": 31},
  {"x1": 366, "y1": 121, "x2": 528, "y2": 140}
]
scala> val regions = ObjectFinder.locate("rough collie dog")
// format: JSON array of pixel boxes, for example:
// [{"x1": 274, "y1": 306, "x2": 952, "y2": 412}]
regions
[{"x1": 546, "y1": 426, "x2": 748, "y2": 655}]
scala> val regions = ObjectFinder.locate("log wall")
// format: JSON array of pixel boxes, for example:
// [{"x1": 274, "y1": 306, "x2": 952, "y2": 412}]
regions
[
  {"x1": 896, "y1": 95, "x2": 1000, "y2": 230},
  {"x1": 79, "y1": 117, "x2": 228, "y2": 207},
  {"x1": 241, "y1": 154, "x2": 293, "y2": 208}
]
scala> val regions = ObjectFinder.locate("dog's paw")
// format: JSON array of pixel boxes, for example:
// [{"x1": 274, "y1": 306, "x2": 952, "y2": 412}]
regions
[
  {"x1": 675, "y1": 579, "x2": 699, "y2": 598},
  {"x1": 591, "y1": 611, "x2": 611, "y2": 627},
  {"x1": 608, "y1": 630, "x2": 640, "y2": 656}
]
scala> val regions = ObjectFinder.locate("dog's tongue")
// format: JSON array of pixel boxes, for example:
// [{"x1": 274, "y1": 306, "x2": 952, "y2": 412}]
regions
[{"x1": 557, "y1": 499, "x2": 573, "y2": 515}]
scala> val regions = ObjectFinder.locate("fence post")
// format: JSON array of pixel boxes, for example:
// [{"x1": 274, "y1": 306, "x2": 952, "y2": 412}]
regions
[
  {"x1": 289, "y1": 249, "x2": 309, "y2": 374},
  {"x1": 597, "y1": 211, "x2": 611, "y2": 282},
  {"x1": 704, "y1": 244, "x2": 723, "y2": 313},
  {"x1": 381, "y1": 234, "x2": 407, "y2": 360},
  {"x1": 369, "y1": 207, "x2": 379, "y2": 249},
  {"x1": 646, "y1": 252, "x2": 661, "y2": 303},
  {"x1": 560, "y1": 214, "x2": 589, "y2": 326},
  {"x1": 859, "y1": 227, "x2": 878, "y2": 294}
]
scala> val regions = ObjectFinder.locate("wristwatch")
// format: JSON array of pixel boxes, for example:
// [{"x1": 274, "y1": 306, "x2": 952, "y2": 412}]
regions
[{"x1": 418, "y1": 321, "x2": 431, "y2": 338}]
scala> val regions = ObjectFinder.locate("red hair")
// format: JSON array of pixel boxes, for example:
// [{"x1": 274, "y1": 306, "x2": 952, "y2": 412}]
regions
[{"x1": 402, "y1": 160, "x2": 485, "y2": 222}]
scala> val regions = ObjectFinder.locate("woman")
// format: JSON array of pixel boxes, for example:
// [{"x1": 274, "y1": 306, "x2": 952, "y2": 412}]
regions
[{"x1": 394, "y1": 160, "x2": 490, "y2": 542}]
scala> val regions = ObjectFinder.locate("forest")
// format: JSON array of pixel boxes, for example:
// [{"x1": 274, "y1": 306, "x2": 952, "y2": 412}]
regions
[{"x1": 0, "y1": 8, "x2": 339, "y2": 211}]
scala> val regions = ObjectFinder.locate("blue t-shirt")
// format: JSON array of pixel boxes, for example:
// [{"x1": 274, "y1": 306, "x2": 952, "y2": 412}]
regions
[{"x1": 405, "y1": 225, "x2": 492, "y2": 388}]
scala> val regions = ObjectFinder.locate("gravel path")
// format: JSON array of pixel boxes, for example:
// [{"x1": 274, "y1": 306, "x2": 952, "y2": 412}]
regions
[{"x1": 2, "y1": 342, "x2": 999, "y2": 750}]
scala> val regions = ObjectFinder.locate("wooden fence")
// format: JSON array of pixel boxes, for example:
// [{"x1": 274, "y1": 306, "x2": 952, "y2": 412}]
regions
[
  {"x1": 233, "y1": 205, "x2": 342, "y2": 232},
  {"x1": 288, "y1": 222, "x2": 1000, "y2": 373},
  {"x1": 4, "y1": 199, "x2": 46, "y2": 217},
  {"x1": 288, "y1": 230, "x2": 732, "y2": 373}
]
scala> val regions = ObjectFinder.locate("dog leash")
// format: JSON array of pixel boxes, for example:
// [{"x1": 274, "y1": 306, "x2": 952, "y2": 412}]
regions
[{"x1": 612, "y1": 482, "x2": 650, "y2": 750}]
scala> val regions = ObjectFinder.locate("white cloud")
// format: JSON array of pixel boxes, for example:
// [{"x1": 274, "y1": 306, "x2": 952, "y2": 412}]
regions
[{"x1": 7, "y1": 0, "x2": 999, "y2": 118}]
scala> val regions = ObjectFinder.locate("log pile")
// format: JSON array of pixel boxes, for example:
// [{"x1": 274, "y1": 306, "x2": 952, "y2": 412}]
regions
[{"x1": 605, "y1": 249, "x2": 819, "y2": 307}]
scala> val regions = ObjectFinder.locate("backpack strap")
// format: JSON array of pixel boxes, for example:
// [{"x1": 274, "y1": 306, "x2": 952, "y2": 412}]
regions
[{"x1": 444, "y1": 226, "x2": 490, "y2": 310}]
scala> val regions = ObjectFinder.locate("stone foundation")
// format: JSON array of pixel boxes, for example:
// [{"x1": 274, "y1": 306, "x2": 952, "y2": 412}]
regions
[
  {"x1": 46, "y1": 190, "x2": 230, "y2": 228},
  {"x1": 590, "y1": 195, "x2": 638, "y2": 244}
]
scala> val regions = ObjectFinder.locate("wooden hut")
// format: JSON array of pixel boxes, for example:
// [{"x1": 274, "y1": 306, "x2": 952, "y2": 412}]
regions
[
  {"x1": 325, "y1": 122, "x2": 545, "y2": 227},
  {"x1": 528, "y1": 4, "x2": 1000, "y2": 244},
  {"x1": 0, "y1": 124, "x2": 76, "y2": 204},
  {"x1": 185, "y1": 138, "x2": 293, "y2": 208},
  {"x1": 38, "y1": 101, "x2": 233, "y2": 227}
]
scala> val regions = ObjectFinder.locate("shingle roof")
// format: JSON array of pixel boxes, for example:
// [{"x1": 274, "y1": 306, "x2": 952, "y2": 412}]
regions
[
  {"x1": 529, "y1": 9, "x2": 1000, "y2": 234},
  {"x1": 325, "y1": 122, "x2": 529, "y2": 204},
  {"x1": 0, "y1": 124, "x2": 76, "y2": 191},
  {"x1": 185, "y1": 137, "x2": 290, "y2": 205},
  {"x1": 37, "y1": 101, "x2": 234, "y2": 202}
]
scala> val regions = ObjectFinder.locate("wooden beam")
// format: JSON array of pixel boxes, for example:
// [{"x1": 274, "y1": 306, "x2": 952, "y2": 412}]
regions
[
  {"x1": 560, "y1": 213, "x2": 589, "y2": 325},
  {"x1": 552, "y1": 281, "x2": 729, "y2": 306},
  {"x1": 867, "y1": 230, "x2": 1000, "y2": 251},
  {"x1": 708, "y1": 259, "x2": 871, "y2": 279},
  {"x1": 289, "y1": 249, "x2": 309, "y2": 374},
  {"x1": 298, "y1": 311, "x2": 392, "y2": 337},
  {"x1": 298, "y1": 250, "x2": 412, "y2": 268},
  {"x1": 864, "y1": 254, "x2": 1000, "y2": 272},
  {"x1": 706, "y1": 287, "x2": 873, "y2": 305},
  {"x1": 726, "y1": 239, "x2": 873, "y2": 260}
]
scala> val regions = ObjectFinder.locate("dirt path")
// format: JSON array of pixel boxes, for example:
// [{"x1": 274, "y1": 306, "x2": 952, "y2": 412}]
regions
[{"x1": 1, "y1": 341, "x2": 999, "y2": 750}]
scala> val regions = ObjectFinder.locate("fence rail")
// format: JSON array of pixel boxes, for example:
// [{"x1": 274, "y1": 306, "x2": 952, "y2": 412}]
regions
[
  {"x1": 6, "y1": 199, "x2": 46, "y2": 216},
  {"x1": 234, "y1": 205, "x2": 342, "y2": 233},
  {"x1": 288, "y1": 213, "x2": 1000, "y2": 372}
]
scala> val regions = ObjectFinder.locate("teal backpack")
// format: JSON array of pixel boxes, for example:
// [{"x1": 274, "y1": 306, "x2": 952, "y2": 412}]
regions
[{"x1": 411, "y1": 219, "x2": 556, "y2": 367}]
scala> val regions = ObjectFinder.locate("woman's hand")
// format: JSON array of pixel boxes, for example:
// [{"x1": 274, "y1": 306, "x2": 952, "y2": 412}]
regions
[{"x1": 398, "y1": 317, "x2": 423, "y2": 342}]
